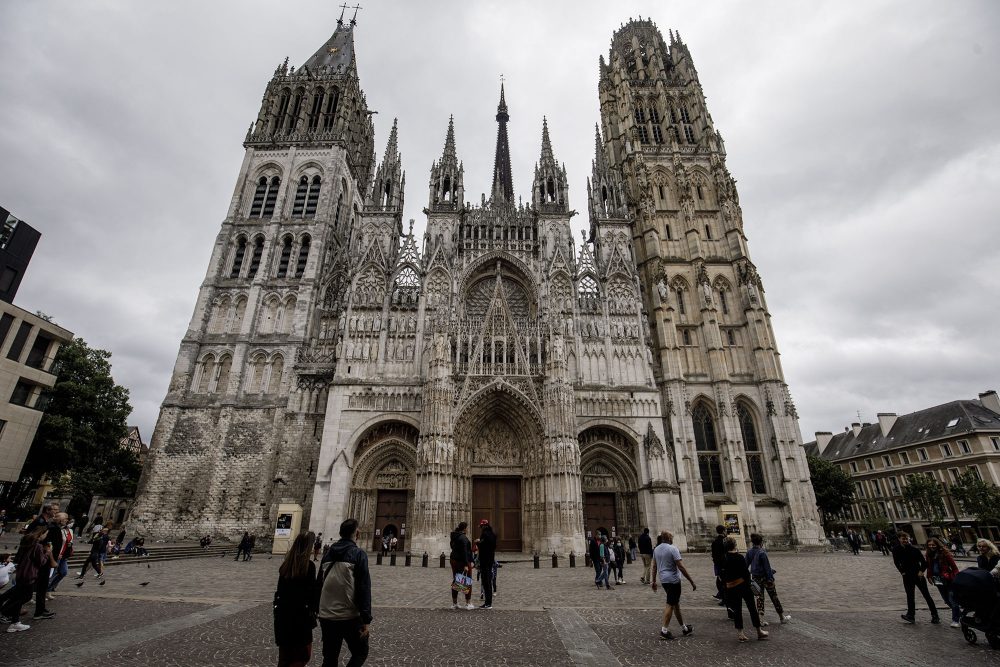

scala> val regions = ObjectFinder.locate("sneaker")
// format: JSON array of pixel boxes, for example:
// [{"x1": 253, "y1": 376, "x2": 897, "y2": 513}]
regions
[
  {"x1": 479, "y1": 604, "x2": 492, "y2": 609},
  {"x1": 737, "y1": 631, "x2": 748, "y2": 642},
  {"x1": 900, "y1": 614, "x2": 915, "y2": 624},
  {"x1": 6, "y1": 622, "x2": 29, "y2": 633},
  {"x1": 45, "y1": 594, "x2": 54, "y2": 601},
  {"x1": 659, "y1": 630, "x2": 675, "y2": 640},
  {"x1": 930, "y1": 617, "x2": 941, "y2": 625},
  {"x1": 760, "y1": 620, "x2": 769, "y2": 627},
  {"x1": 682, "y1": 624, "x2": 693, "y2": 636},
  {"x1": 451, "y1": 603, "x2": 459, "y2": 609},
  {"x1": 780, "y1": 614, "x2": 792, "y2": 624},
  {"x1": 32, "y1": 610, "x2": 55, "y2": 620},
  {"x1": 950, "y1": 621, "x2": 961, "y2": 628},
  {"x1": 757, "y1": 629, "x2": 769, "y2": 641},
  {"x1": 465, "y1": 603, "x2": 475, "y2": 610},
  {"x1": 95, "y1": 572, "x2": 104, "y2": 579}
]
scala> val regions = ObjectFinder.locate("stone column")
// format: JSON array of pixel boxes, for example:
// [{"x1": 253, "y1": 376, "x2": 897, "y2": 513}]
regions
[
  {"x1": 410, "y1": 332, "x2": 458, "y2": 554},
  {"x1": 538, "y1": 333, "x2": 586, "y2": 556}
]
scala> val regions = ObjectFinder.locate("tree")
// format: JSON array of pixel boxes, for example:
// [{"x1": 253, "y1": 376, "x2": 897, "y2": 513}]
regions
[
  {"x1": 949, "y1": 471, "x2": 1000, "y2": 529},
  {"x1": 902, "y1": 473, "x2": 947, "y2": 531},
  {"x1": 0, "y1": 338, "x2": 137, "y2": 517},
  {"x1": 807, "y1": 455, "x2": 855, "y2": 528}
]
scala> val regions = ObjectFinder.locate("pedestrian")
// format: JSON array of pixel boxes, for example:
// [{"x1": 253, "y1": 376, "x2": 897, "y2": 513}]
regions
[
  {"x1": 477, "y1": 519, "x2": 497, "y2": 609},
  {"x1": 389, "y1": 535, "x2": 398, "y2": 553},
  {"x1": 612, "y1": 537, "x2": 626, "y2": 584},
  {"x1": 273, "y1": 531, "x2": 320, "y2": 667},
  {"x1": 236, "y1": 531, "x2": 250, "y2": 561},
  {"x1": 318, "y1": 518, "x2": 371, "y2": 667},
  {"x1": 76, "y1": 527, "x2": 110, "y2": 580},
  {"x1": 0, "y1": 553, "x2": 14, "y2": 591},
  {"x1": 876, "y1": 531, "x2": 889, "y2": 556},
  {"x1": 892, "y1": 531, "x2": 939, "y2": 624},
  {"x1": 24, "y1": 503, "x2": 55, "y2": 533},
  {"x1": 45, "y1": 512, "x2": 73, "y2": 599},
  {"x1": 1, "y1": 527, "x2": 56, "y2": 632},
  {"x1": 745, "y1": 533, "x2": 791, "y2": 626},
  {"x1": 649, "y1": 530, "x2": 696, "y2": 640},
  {"x1": 313, "y1": 533, "x2": 323, "y2": 562},
  {"x1": 628, "y1": 535, "x2": 638, "y2": 563},
  {"x1": 710, "y1": 525, "x2": 728, "y2": 609},
  {"x1": 924, "y1": 537, "x2": 960, "y2": 628},
  {"x1": 0, "y1": 509, "x2": 7, "y2": 538},
  {"x1": 247, "y1": 534, "x2": 256, "y2": 561},
  {"x1": 975, "y1": 538, "x2": 1000, "y2": 571},
  {"x1": 847, "y1": 529, "x2": 861, "y2": 556},
  {"x1": 449, "y1": 521, "x2": 474, "y2": 609},
  {"x1": 719, "y1": 537, "x2": 769, "y2": 642},
  {"x1": 638, "y1": 528, "x2": 654, "y2": 584}
]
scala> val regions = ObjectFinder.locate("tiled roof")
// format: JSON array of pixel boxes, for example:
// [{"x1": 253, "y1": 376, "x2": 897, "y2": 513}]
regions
[{"x1": 804, "y1": 398, "x2": 1000, "y2": 462}]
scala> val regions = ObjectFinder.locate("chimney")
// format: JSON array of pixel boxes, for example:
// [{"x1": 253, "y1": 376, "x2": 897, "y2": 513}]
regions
[
  {"x1": 877, "y1": 413, "x2": 898, "y2": 437},
  {"x1": 815, "y1": 432, "x2": 833, "y2": 455},
  {"x1": 851, "y1": 422, "x2": 862, "y2": 437},
  {"x1": 980, "y1": 390, "x2": 1000, "y2": 415}
]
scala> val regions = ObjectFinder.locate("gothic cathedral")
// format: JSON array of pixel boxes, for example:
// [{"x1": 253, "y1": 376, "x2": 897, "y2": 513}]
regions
[{"x1": 133, "y1": 16, "x2": 825, "y2": 553}]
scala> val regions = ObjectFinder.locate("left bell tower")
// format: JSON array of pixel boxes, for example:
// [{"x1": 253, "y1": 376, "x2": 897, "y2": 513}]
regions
[{"x1": 133, "y1": 11, "x2": 378, "y2": 541}]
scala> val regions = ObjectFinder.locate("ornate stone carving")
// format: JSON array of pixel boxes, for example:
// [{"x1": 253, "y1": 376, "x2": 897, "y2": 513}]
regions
[{"x1": 643, "y1": 422, "x2": 665, "y2": 459}]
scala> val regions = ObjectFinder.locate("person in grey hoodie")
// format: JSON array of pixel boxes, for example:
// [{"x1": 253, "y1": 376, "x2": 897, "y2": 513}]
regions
[{"x1": 318, "y1": 519, "x2": 371, "y2": 666}]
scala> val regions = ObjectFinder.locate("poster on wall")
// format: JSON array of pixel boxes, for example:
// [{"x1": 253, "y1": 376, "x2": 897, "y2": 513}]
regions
[
  {"x1": 723, "y1": 512, "x2": 741, "y2": 535},
  {"x1": 274, "y1": 513, "x2": 293, "y2": 537}
]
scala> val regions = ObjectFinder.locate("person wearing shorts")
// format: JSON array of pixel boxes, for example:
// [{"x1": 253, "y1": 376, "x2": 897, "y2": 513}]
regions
[{"x1": 650, "y1": 530, "x2": 696, "y2": 640}]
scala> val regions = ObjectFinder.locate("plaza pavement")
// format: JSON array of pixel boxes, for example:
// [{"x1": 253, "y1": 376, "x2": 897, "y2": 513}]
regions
[{"x1": 1, "y1": 548, "x2": 997, "y2": 666}]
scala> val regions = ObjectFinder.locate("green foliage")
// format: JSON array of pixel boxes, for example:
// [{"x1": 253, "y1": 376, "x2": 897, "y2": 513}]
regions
[
  {"x1": 860, "y1": 514, "x2": 891, "y2": 536},
  {"x1": 807, "y1": 455, "x2": 855, "y2": 526},
  {"x1": 0, "y1": 338, "x2": 137, "y2": 516},
  {"x1": 902, "y1": 473, "x2": 947, "y2": 528},
  {"x1": 949, "y1": 471, "x2": 1000, "y2": 525}
]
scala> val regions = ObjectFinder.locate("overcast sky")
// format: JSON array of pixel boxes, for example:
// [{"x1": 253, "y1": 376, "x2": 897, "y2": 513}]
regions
[{"x1": 1, "y1": 1, "x2": 998, "y2": 444}]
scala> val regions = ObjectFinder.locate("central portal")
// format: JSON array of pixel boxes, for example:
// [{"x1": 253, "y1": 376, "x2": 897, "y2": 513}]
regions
[{"x1": 472, "y1": 477, "x2": 522, "y2": 551}]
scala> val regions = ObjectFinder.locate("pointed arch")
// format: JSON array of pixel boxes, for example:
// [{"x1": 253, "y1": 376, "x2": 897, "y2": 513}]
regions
[
  {"x1": 245, "y1": 352, "x2": 268, "y2": 394},
  {"x1": 267, "y1": 354, "x2": 284, "y2": 394},
  {"x1": 195, "y1": 353, "x2": 216, "y2": 393},
  {"x1": 424, "y1": 268, "x2": 451, "y2": 309},
  {"x1": 215, "y1": 354, "x2": 232, "y2": 395},
  {"x1": 691, "y1": 399, "x2": 724, "y2": 494},
  {"x1": 209, "y1": 296, "x2": 230, "y2": 334},
  {"x1": 390, "y1": 264, "x2": 421, "y2": 306},
  {"x1": 280, "y1": 295, "x2": 297, "y2": 334},
  {"x1": 229, "y1": 296, "x2": 248, "y2": 334},
  {"x1": 735, "y1": 399, "x2": 767, "y2": 494}
]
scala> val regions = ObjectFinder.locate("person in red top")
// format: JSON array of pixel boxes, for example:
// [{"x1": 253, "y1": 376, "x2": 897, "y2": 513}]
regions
[{"x1": 925, "y1": 537, "x2": 961, "y2": 627}]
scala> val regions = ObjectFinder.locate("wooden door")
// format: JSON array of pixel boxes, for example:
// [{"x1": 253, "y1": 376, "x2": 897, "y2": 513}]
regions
[
  {"x1": 583, "y1": 492, "x2": 617, "y2": 538},
  {"x1": 373, "y1": 490, "x2": 408, "y2": 552},
  {"x1": 472, "y1": 477, "x2": 522, "y2": 551}
]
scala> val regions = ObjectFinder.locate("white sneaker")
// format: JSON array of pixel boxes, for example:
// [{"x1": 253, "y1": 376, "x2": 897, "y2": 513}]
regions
[
  {"x1": 6, "y1": 622, "x2": 30, "y2": 633},
  {"x1": 950, "y1": 621, "x2": 961, "y2": 628},
  {"x1": 466, "y1": 603, "x2": 475, "y2": 610},
  {"x1": 451, "y1": 603, "x2": 459, "y2": 609},
  {"x1": 780, "y1": 615, "x2": 792, "y2": 624}
]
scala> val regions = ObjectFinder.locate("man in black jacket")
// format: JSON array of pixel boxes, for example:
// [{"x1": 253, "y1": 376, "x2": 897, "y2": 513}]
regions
[
  {"x1": 710, "y1": 525, "x2": 727, "y2": 605},
  {"x1": 638, "y1": 528, "x2": 654, "y2": 584},
  {"x1": 319, "y1": 518, "x2": 372, "y2": 666},
  {"x1": 449, "y1": 522, "x2": 474, "y2": 609},
  {"x1": 477, "y1": 519, "x2": 497, "y2": 609},
  {"x1": 892, "y1": 531, "x2": 939, "y2": 624}
]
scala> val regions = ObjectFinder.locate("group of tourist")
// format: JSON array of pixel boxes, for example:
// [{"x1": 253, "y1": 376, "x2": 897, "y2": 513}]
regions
[
  {"x1": 0, "y1": 504, "x2": 147, "y2": 633},
  {"x1": 235, "y1": 531, "x2": 258, "y2": 561},
  {"x1": 272, "y1": 518, "x2": 372, "y2": 667}
]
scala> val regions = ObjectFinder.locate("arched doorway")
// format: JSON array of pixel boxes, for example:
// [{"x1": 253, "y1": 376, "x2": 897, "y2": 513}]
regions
[
  {"x1": 347, "y1": 421, "x2": 419, "y2": 552},
  {"x1": 579, "y1": 426, "x2": 640, "y2": 538},
  {"x1": 454, "y1": 381, "x2": 543, "y2": 552}
]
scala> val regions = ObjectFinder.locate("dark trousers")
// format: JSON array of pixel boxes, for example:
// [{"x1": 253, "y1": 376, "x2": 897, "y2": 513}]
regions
[
  {"x1": 902, "y1": 574, "x2": 938, "y2": 619},
  {"x1": 481, "y1": 559, "x2": 494, "y2": 606},
  {"x1": 34, "y1": 567, "x2": 51, "y2": 614},
  {"x1": 0, "y1": 581, "x2": 33, "y2": 619},
  {"x1": 320, "y1": 617, "x2": 368, "y2": 666},
  {"x1": 726, "y1": 581, "x2": 762, "y2": 631},
  {"x1": 934, "y1": 582, "x2": 961, "y2": 623}
]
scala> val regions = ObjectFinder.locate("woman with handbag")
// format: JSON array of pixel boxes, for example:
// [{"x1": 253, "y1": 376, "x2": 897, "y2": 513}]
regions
[
  {"x1": 925, "y1": 537, "x2": 960, "y2": 627},
  {"x1": 449, "y1": 522, "x2": 474, "y2": 609},
  {"x1": 745, "y1": 533, "x2": 791, "y2": 626},
  {"x1": 719, "y1": 537, "x2": 768, "y2": 642},
  {"x1": 273, "y1": 531, "x2": 320, "y2": 666}
]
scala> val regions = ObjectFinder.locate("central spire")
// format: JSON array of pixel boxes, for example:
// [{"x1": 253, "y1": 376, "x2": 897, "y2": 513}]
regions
[{"x1": 491, "y1": 83, "x2": 514, "y2": 203}]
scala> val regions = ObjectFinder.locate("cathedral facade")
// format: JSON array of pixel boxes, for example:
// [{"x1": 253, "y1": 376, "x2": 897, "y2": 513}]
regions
[{"x1": 133, "y1": 17, "x2": 825, "y2": 553}]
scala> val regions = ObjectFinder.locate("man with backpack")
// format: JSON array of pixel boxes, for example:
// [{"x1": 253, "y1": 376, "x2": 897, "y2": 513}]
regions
[{"x1": 319, "y1": 518, "x2": 371, "y2": 666}]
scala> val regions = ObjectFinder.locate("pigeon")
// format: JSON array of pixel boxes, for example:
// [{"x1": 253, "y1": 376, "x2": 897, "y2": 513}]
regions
[
  {"x1": 99, "y1": 580, "x2": 106, "y2": 586},
  {"x1": 139, "y1": 582, "x2": 150, "y2": 586}
]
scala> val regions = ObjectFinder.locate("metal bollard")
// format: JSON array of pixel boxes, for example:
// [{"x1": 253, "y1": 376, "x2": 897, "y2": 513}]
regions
[
  {"x1": 440, "y1": 552, "x2": 447, "y2": 568},
  {"x1": 405, "y1": 551, "x2": 412, "y2": 567},
  {"x1": 390, "y1": 552, "x2": 397, "y2": 566},
  {"x1": 376, "y1": 552, "x2": 383, "y2": 565},
  {"x1": 552, "y1": 552, "x2": 558, "y2": 568},
  {"x1": 533, "y1": 552, "x2": 540, "y2": 569},
  {"x1": 422, "y1": 552, "x2": 428, "y2": 567},
  {"x1": 569, "y1": 551, "x2": 576, "y2": 568}
]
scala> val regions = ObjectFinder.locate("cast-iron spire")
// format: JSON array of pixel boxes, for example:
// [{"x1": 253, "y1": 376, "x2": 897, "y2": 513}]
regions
[{"x1": 491, "y1": 83, "x2": 514, "y2": 203}]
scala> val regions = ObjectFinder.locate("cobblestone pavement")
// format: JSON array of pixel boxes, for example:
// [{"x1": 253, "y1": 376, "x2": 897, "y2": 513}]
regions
[{"x1": 1, "y1": 550, "x2": 997, "y2": 666}]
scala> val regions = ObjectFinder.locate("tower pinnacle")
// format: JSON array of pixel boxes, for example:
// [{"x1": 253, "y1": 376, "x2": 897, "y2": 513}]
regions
[{"x1": 491, "y1": 83, "x2": 514, "y2": 203}]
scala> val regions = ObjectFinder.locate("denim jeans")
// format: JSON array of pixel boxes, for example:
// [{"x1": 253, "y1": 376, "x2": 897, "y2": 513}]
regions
[{"x1": 48, "y1": 558, "x2": 69, "y2": 591}]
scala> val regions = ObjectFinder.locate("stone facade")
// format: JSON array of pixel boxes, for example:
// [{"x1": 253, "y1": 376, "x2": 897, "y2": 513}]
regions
[{"x1": 133, "y1": 17, "x2": 825, "y2": 552}]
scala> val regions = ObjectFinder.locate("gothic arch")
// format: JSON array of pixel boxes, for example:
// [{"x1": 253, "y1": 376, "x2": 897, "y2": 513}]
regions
[
  {"x1": 460, "y1": 250, "x2": 538, "y2": 307},
  {"x1": 292, "y1": 162, "x2": 325, "y2": 180},
  {"x1": 455, "y1": 381, "x2": 543, "y2": 442},
  {"x1": 578, "y1": 425, "x2": 641, "y2": 536}
]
